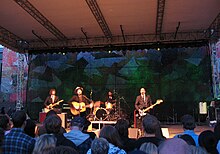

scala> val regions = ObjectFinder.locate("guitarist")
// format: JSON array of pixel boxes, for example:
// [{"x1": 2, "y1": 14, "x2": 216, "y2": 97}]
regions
[
  {"x1": 135, "y1": 87, "x2": 152, "y2": 129},
  {"x1": 68, "y1": 86, "x2": 93, "y2": 118},
  {"x1": 44, "y1": 89, "x2": 61, "y2": 113}
]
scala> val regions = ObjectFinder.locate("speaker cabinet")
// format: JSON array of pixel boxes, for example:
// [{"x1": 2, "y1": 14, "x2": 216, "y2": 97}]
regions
[{"x1": 128, "y1": 128, "x2": 139, "y2": 139}]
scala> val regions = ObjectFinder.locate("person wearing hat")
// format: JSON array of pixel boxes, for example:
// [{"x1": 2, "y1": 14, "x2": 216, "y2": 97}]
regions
[
  {"x1": 64, "y1": 116, "x2": 93, "y2": 154},
  {"x1": 68, "y1": 86, "x2": 93, "y2": 118}
]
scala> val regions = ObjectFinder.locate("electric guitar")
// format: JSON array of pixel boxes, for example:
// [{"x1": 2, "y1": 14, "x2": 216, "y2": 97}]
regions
[
  {"x1": 138, "y1": 99, "x2": 163, "y2": 117},
  {"x1": 70, "y1": 101, "x2": 93, "y2": 115},
  {"x1": 44, "y1": 100, "x2": 64, "y2": 112}
]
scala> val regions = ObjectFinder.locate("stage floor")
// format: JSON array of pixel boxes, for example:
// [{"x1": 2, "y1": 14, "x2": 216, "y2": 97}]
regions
[
  {"x1": 87, "y1": 122, "x2": 214, "y2": 139},
  {"x1": 160, "y1": 124, "x2": 214, "y2": 138}
]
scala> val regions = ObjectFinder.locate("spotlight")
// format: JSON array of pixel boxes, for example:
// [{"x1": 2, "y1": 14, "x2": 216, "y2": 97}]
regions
[{"x1": 157, "y1": 48, "x2": 160, "y2": 51}]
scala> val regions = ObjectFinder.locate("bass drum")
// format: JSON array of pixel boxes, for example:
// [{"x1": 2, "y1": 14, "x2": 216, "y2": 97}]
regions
[{"x1": 95, "y1": 108, "x2": 108, "y2": 121}]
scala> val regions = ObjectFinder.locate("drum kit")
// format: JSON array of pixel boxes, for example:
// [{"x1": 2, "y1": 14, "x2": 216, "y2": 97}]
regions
[{"x1": 88, "y1": 101, "x2": 120, "y2": 121}]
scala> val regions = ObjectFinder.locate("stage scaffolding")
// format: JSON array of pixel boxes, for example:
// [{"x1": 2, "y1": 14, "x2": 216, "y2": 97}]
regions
[{"x1": 15, "y1": 53, "x2": 25, "y2": 110}]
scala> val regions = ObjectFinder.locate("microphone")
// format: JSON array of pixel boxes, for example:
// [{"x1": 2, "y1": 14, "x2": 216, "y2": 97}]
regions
[
  {"x1": 90, "y1": 89, "x2": 93, "y2": 96},
  {"x1": 113, "y1": 89, "x2": 116, "y2": 94}
]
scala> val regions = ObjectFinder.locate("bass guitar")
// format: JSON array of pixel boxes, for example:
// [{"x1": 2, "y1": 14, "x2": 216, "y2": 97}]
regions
[
  {"x1": 138, "y1": 99, "x2": 163, "y2": 117},
  {"x1": 70, "y1": 102, "x2": 93, "y2": 115}
]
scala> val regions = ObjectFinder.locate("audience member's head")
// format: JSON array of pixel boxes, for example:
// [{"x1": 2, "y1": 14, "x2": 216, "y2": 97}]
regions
[
  {"x1": 24, "y1": 119, "x2": 36, "y2": 138},
  {"x1": 91, "y1": 138, "x2": 109, "y2": 154},
  {"x1": 190, "y1": 145, "x2": 208, "y2": 154},
  {"x1": 139, "y1": 142, "x2": 158, "y2": 154},
  {"x1": 142, "y1": 115, "x2": 159, "y2": 135},
  {"x1": 82, "y1": 119, "x2": 91, "y2": 132},
  {"x1": 46, "y1": 110, "x2": 57, "y2": 118},
  {"x1": 0, "y1": 114, "x2": 10, "y2": 131},
  {"x1": 0, "y1": 128, "x2": 4, "y2": 151},
  {"x1": 181, "y1": 114, "x2": 196, "y2": 130},
  {"x1": 128, "y1": 150, "x2": 147, "y2": 154},
  {"x1": 47, "y1": 146, "x2": 78, "y2": 154},
  {"x1": 155, "y1": 123, "x2": 166, "y2": 140},
  {"x1": 11, "y1": 110, "x2": 27, "y2": 128},
  {"x1": 99, "y1": 125, "x2": 123, "y2": 149},
  {"x1": 198, "y1": 130, "x2": 218, "y2": 154},
  {"x1": 179, "y1": 134, "x2": 196, "y2": 146},
  {"x1": 115, "y1": 118, "x2": 129, "y2": 138},
  {"x1": 214, "y1": 122, "x2": 220, "y2": 141},
  {"x1": 71, "y1": 116, "x2": 85, "y2": 130},
  {"x1": 33, "y1": 134, "x2": 57, "y2": 154},
  {"x1": 158, "y1": 138, "x2": 190, "y2": 154},
  {"x1": 45, "y1": 115, "x2": 62, "y2": 134}
]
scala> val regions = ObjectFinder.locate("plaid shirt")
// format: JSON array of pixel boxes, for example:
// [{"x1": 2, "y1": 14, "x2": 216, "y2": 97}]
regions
[{"x1": 2, "y1": 128, "x2": 35, "y2": 154}]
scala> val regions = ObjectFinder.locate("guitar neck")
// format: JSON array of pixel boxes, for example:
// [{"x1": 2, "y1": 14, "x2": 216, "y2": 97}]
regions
[
  {"x1": 142, "y1": 100, "x2": 163, "y2": 113},
  {"x1": 50, "y1": 100, "x2": 63, "y2": 107}
]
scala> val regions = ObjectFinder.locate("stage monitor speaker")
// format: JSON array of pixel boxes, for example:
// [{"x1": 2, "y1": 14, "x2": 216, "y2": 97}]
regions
[
  {"x1": 128, "y1": 128, "x2": 139, "y2": 139},
  {"x1": 199, "y1": 102, "x2": 207, "y2": 114},
  {"x1": 161, "y1": 128, "x2": 170, "y2": 138}
]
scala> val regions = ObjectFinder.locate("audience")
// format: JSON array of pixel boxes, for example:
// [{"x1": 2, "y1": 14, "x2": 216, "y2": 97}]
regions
[
  {"x1": 0, "y1": 128, "x2": 4, "y2": 153},
  {"x1": 190, "y1": 145, "x2": 208, "y2": 154},
  {"x1": 87, "y1": 125, "x2": 126, "y2": 154},
  {"x1": 0, "y1": 114, "x2": 12, "y2": 135},
  {"x1": 2, "y1": 108, "x2": 220, "y2": 154},
  {"x1": 44, "y1": 114, "x2": 77, "y2": 149},
  {"x1": 37, "y1": 110, "x2": 66, "y2": 136},
  {"x1": 174, "y1": 114, "x2": 199, "y2": 146},
  {"x1": 158, "y1": 138, "x2": 190, "y2": 154},
  {"x1": 198, "y1": 130, "x2": 218, "y2": 154},
  {"x1": 155, "y1": 123, "x2": 166, "y2": 141},
  {"x1": 47, "y1": 145, "x2": 79, "y2": 154},
  {"x1": 214, "y1": 122, "x2": 220, "y2": 153},
  {"x1": 64, "y1": 116, "x2": 93, "y2": 154},
  {"x1": 2, "y1": 110, "x2": 36, "y2": 154},
  {"x1": 139, "y1": 142, "x2": 158, "y2": 154},
  {"x1": 115, "y1": 118, "x2": 136, "y2": 152},
  {"x1": 33, "y1": 134, "x2": 57, "y2": 154},
  {"x1": 134, "y1": 115, "x2": 164, "y2": 149},
  {"x1": 82, "y1": 119, "x2": 97, "y2": 140},
  {"x1": 179, "y1": 134, "x2": 196, "y2": 146},
  {"x1": 90, "y1": 138, "x2": 109, "y2": 154},
  {"x1": 99, "y1": 125, "x2": 126, "y2": 154},
  {"x1": 24, "y1": 119, "x2": 36, "y2": 138}
]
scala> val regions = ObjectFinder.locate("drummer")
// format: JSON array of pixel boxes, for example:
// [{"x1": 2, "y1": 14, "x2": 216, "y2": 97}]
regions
[{"x1": 105, "y1": 91, "x2": 116, "y2": 111}]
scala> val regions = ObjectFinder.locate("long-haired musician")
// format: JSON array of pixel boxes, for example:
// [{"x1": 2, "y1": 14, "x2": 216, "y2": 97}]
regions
[
  {"x1": 44, "y1": 89, "x2": 59, "y2": 107},
  {"x1": 44, "y1": 89, "x2": 62, "y2": 113},
  {"x1": 68, "y1": 86, "x2": 93, "y2": 118}
]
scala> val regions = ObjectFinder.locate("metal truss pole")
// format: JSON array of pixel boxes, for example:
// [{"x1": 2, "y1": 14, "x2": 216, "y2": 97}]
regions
[{"x1": 16, "y1": 53, "x2": 25, "y2": 110}]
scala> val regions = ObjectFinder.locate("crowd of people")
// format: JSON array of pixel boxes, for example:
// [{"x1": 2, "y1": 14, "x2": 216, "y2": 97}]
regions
[
  {"x1": 0, "y1": 87, "x2": 220, "y2": 153},
  {"x1": 0, "y1": 108, "x2": 220, "y2": 154}
]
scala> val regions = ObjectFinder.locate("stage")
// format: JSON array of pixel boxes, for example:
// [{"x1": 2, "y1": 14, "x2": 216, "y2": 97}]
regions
[
  {"x1": 81, "y1": 120, "x2": 214, "y2": 139},
  {"x1": 160, "y1": 124, "x2": 214, "y2": 138}
]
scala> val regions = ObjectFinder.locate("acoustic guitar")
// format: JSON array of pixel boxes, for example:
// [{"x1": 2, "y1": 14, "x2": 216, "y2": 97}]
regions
[{"x1": 70, "y1": 102, "x2": 93, "y2": 115}]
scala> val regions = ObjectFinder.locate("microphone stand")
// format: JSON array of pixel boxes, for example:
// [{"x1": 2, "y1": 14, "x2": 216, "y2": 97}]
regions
[{"x1": 113, "y1": 90, "x2": 120, "y2": 118}]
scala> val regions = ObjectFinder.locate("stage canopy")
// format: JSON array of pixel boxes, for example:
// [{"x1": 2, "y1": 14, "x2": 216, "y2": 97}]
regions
[{"x1": 0, "y1": 0, "x2": 220, "y2": 52}]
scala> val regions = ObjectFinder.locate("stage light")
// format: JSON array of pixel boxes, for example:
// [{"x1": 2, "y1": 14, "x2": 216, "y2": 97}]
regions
[{"x1": 157, "y1": 48, "x2": 160, "y2": 51}]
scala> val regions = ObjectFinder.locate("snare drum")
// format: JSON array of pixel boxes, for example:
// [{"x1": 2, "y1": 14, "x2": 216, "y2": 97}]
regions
[{"x1": 94, "y1": 108, "x2": 108, "y2": 120}]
